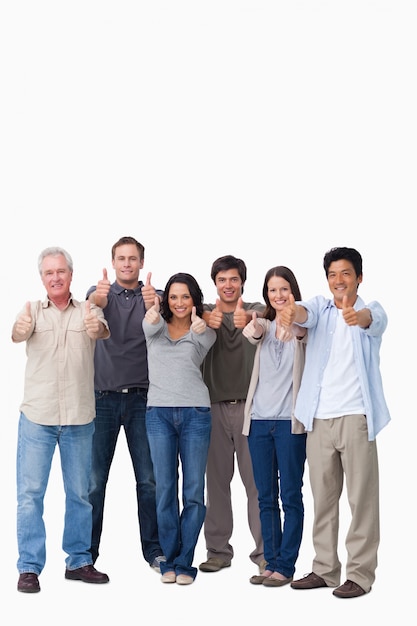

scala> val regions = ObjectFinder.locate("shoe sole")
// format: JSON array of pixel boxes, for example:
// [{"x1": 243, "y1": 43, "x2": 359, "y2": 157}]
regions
[
  {"x1": 263, "y1": 577, "x2": 293, "y2": 587},
  {"x1": 333, "y1": 586, "x2": 369, "y2": 598},
  {"x1": 65, "y1": 573, "x2": 109, "y2": 583}
]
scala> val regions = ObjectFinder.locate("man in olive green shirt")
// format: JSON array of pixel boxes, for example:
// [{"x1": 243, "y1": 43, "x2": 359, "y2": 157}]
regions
[{"x1": 199, "y1": 255, "x2": 265, "y2": 575}]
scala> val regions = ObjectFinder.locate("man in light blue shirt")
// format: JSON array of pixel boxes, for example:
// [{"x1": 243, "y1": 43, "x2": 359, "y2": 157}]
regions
[{"x1": 281, "y1": 247, "x2": 390, "y2": 599}]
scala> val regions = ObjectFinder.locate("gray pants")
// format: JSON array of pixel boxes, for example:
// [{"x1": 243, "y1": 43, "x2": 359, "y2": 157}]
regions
[{"x1": 203, "y1": 400, "x2": 264, "y2": 565}]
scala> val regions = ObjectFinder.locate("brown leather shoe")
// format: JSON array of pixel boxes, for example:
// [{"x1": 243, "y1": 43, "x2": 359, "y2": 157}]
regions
[
  {"x1": 65, "y1": 564, "x2": 109, "y2": 584},
  {"x1": 17, "y1": 573, "x2": 40, "y2": 593},
  {"x1": 333, "y1": 580, "x2": 368, "y2": 598},
  {"x1": 291, "y1": 572, "x2": 328, "y2": 589},
  {"x1": 199, "y1": 558, "x2": 231, "y2": 572}
]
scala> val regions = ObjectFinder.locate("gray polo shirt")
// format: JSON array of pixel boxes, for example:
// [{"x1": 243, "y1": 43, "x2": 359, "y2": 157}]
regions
[{"x1": 87, "y1": 281, "x2": 162, "y2": 391}]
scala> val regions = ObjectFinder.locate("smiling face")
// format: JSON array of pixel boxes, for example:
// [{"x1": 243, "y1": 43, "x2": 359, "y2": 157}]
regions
[
  {"x1": 41, "y1": 254, "x2": 72, "y2": 304},
  {"x1": 327, "y1": 259, "x2": 362, "y2": 308},
  {"x1": 167, "y1": 282, "x2": 194, "y2": 320},
  {"x1": 214, "y1": 268, "x2": 243, "y2": 312},
  {"x1": 112, "y1": 243, "x2": 144, "y2": 288},
  {"x1": 267, "y1": 275, "x2": 292, "y2": 313}
]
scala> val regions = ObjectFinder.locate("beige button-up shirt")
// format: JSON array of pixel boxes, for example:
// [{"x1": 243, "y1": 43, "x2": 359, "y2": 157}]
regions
[{"x1": 13, "y1": 296, "x2": 109, "y2": 426}]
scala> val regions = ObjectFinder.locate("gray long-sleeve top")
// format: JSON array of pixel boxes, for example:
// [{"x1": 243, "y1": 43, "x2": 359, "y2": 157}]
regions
[{"x1": 143, "y1": 316, "x2": 216, "y2": 407}]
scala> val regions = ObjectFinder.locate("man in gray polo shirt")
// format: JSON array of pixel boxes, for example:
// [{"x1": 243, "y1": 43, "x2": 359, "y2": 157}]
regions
[{"x1": 87, "y1": 236, "x2": 165, "y2": 573}]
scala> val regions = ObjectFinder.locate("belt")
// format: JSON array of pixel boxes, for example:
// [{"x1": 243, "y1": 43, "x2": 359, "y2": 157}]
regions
[
  {"x1": 224, "y1": 400, "x2": 241, "y2": 404},
  {"x1": 116, "y1": 387, "x2": 141, "y2": 394}
]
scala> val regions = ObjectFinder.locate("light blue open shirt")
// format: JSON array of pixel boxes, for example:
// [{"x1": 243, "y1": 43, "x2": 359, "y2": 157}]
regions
[{"x1": 294, "y1": 294, "x2": 391, "y2": 441}]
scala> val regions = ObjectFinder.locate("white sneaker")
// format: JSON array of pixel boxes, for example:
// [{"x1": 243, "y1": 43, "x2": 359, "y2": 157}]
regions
[{"x1": 150, "y1": 556, "x2": 167, "y2": 573}]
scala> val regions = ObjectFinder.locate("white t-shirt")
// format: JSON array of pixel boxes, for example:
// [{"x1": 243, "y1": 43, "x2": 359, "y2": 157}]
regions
[{"x1": 315, "y1": 308, "x2": 365, "y2": 419}]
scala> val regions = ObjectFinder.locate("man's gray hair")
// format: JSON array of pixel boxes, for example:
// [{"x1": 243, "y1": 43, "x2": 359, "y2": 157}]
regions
[{"x1": 38, "y1": 247, "x2": 74, "y2": 275}]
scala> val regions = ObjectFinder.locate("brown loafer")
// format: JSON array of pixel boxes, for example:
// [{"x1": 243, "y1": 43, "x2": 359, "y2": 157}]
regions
[
  {"x1": 65, "y1": 564, "x2": 109, "y2": 584},
  {"x1": 291, "y1": 572, "x2": 328, "y2": 589},
  {"x1": 333, "y1": 580, "x2": 368, "y2": 598},
  {"x1": 263, "y1": 575, "x2": 293, "y2": 587},
  {"x1": 17, "y1": 573, "x2": 40, "y2": 593},
  {"x1": 250, "y1": 575, "x2": 269, "y2": 585}
]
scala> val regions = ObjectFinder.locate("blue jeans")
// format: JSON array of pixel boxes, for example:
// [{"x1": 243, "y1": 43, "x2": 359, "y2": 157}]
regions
[
  {"x1": 16, "y1": 413, "x2": 94, "y2": 574},
  {"x1": 89, "y1": 390, "x2": 162, "y2": 564},
  {"x1": 248, "y1": 420, "x2": 306, "y2": 578},
  {"x1": 146, "y1": 406, "x2": 211, "y2": 579}
]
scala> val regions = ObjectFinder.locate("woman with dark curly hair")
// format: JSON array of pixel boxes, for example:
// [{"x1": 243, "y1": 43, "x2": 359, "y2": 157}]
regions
[{"x1": 143, "y1": 273, "x2": 216, "y2": 586}]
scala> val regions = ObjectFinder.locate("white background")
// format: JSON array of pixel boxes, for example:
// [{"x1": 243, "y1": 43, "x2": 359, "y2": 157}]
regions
[{"x1": 1, "y1": 1, "x2": 415, "y2": 623}]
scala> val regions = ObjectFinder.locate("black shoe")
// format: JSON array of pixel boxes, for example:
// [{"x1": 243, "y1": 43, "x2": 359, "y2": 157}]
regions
[
  {"x1": 18, "y1": 573, "x2": 40, "y2": 593},
  {"x1": 65, "y1": 564, "x2": 109, "y2": 584}
]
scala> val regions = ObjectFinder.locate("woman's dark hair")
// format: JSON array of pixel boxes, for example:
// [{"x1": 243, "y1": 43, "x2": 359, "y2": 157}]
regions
[
  {"x1": 160, "y1": 273, "x2": 204, "y2": 321},
  {"x1": 323, "y1": 247, "x2": 362, "y2": 278},
  {"x1": 262, "y1": 266, "x2": 302, "y2": 321}
]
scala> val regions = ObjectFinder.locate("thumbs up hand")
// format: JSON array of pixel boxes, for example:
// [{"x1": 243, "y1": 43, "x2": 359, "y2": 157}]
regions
[
  {"x1": 190, "y1": 306, "x2": 207, "y2": 334},
  {"x1": 206, "y1": 298, "x2": 223, "y2": 329},
  {"x1": 342, "y1": 295, "x2": 359, "y2": 326},
  {"x1": 144, "y1": 295, "x2": 161, "y2": 325},
  {"x1": 95, "y1": 268, "x2": 111, "y2": 299},
  {"x1": 233, "y1": 297, "x2": 248, "y2": 329},
  {"x1": 84, "y1": 300, "x2": 101, "y2": 335},
  {"x1": 142, "y1": 272, "x2": 160, "y2": 310},
  {"x1": 14, "y1": 301, "x2": 33, "y2": 336},
  {"x1": 242, "y1": 311, "x2": 263, "y2": 340}
]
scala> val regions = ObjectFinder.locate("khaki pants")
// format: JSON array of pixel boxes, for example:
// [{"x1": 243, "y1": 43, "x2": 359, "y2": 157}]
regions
[
  {"x1": 307, "y1": 414, "x2": 379, "y2": 592},
  {"x1": 203, "y1": 400, "x2": 264, "y2": 565}
]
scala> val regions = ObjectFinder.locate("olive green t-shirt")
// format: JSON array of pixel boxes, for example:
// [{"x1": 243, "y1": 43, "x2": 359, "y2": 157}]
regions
[{"x1": 202, "y1": 302, "x2": 264, "y2": 403}]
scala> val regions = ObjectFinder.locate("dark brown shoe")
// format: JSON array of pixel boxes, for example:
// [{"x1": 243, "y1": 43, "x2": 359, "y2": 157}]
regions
[
  {"x1": 18, "y1": 573, "x2": 40, "y2": 593},
  {"x1": 65, "y1": 564, "x2": 109, "y2": 584},
  {"x1": 333, "y1": 580, "x2": 368, "y2": 598},
  {"x1": 291, "y1": 572, "x2": 328, "y2": 589}
]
